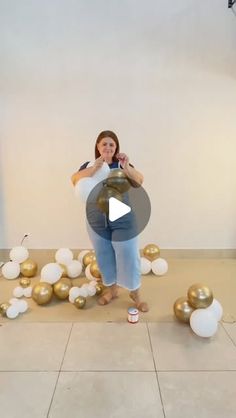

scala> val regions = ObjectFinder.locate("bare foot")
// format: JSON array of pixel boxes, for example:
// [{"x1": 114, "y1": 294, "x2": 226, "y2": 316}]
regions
[
  {"x1": 129, "y1": 290, "x2": 149, "y2": 312},
  {"x1": 98, "y1": 285, "x2": 118, "y2": 305}
]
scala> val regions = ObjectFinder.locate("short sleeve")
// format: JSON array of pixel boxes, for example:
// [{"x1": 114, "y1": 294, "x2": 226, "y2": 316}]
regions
[{"x1": 78, "y1": 161, "x2": 90, "y2": 171}]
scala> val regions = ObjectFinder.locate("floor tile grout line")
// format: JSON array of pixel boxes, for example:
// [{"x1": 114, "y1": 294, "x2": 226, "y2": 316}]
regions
[
  {"x1": 0, "y1": 320, "x2": 183, "y2": 325},
  {"x1": 1, "y1": 368, "x2": 236, "y2": 373},
  {"x1": 59, "y1": 323, "x2": 74, "y2": 371},
  {"x1": 0, "y1": 369, "x2": 154, "y2": 373},
  {"x1": 146, "y1": 322, "x2": 166, "y2": 418},
  {"x1": 46, "y1": 371, "x2": 61, "y2": 418},
  {"x1": 156, "y1": 369, "x2": 236, "y2": 373},
  {"x1": 0, "y1": 370, "x2": 62, "y2": 373},
  {"x1": 221, "y1": 322, "x2": 236, "y2": 349},
  {"x1": 51, "y1": 369, "x2": 159, "y2": 373},
  {"x1": 46, "y1": 323, "x2": 74, "y2": 418}
]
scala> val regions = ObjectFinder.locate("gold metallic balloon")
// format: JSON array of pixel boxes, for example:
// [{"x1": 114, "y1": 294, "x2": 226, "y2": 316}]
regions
[
  {"x1": 173, "y1": 296, "x2": 195, "y2": 323},
  {"x1": 90, "y1": 261, "x2": 102, "y2": 279},
  {"x1": 32, "y1": 282, "x2": 53, "y2": 305},
  {"x1": 95, "y1": 283, "x2": 104, "y2": 295},
  {"x1": 53, "y1": 278, "x2": 72, "y2": 300},
  {"x1": 19, "y1": 277, "x2": 31, "y2": 288},
  {"x1": 106, "y1": 169, "x2": 131, "y2": 193},
  {"x1": 83, "y1": 251, "x2": 96, "y2": 267},
  {"x1": 74, "y1": 296, "x2": 86, "y2": 309},
  {"x1": 96, "y1": 186, "x2": 123, "y2": 214},
  {"x1": 187, "y1": 283, "x2": 213, "y2": 309},
  {"x1": 59, "y1": 264, "x2": 68, "y2": 278},
  {"x1": 0, "y1": 302, "x2": 11, "y2": 316},
  {"x1": 20, "y1": 259, "x2": 38, "y2": 277},
  {"x1": 143, "y1": 244, "x2": 160, "y2": 261}
]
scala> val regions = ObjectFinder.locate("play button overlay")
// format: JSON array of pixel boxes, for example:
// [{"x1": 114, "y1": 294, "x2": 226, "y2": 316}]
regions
[
  {"x1": 109, "y1": 197, "x2": 131, "y2": 222},
  {"x1": 86, "y1": 179, "x2": 151, "y2": 241}
]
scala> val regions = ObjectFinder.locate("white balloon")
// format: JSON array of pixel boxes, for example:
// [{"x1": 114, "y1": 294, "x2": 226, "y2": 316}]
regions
[
  {"x1": 87, "y1": 285, "x2": 97, "y2": 296},
  {"x1": 78, "y1": 286, "x2": 89, "y2": 298},
  {"x1": 93, "y1": 162, "x2": 110, "y2": 182},
  {"x1": 140, "y1": 257, "x2": 152, "y2": 275},
  {"x1": 23, "y1": 287, "x2": 32, "y2": 298},
  {"x1": 74, "y1": 177, "x2": 96, "y2": 202},
  {"x1": 16, "y1": 299, "x2": 28, "y2": 313},
  {"x1": 69, "y1": 286, "x2": 81, "y2": 303},
  {"x1": 152, "y1": 258, "x2": 168, "y2": 276},
  {"x1": 6, "y1": 305, "x2": 19, "y2": 319},
  {"x1": 9, "y1": 246, "x2": 29, "y2": 263},
  {"x1": 13, "y1": 286, "x2": 24, "y2": 298},
  {"x1": 89, "y1": 280, "x2": 97, "y2": 288},
  {"x1": 67, "y1": 260, "x2": 82, "y2": 278},
  {"x1": 9, "y1": 298, "x2": 20, "y2": 305},
  {"x1": 81, "y1": 283, "x2": 89, "y2": 289},
  {"x1": 55, "y1": 248, "x2": 74, "y2": 266},
  {"x1": 69, "y1": 295, "x2": 75, "y2": 303},
  {"x1": 40, "y1": 263, "x2": 62, "y2": 284},
  {"x1": 190, "y1": 309, "x2": 218, "y2": 338},
  {"x1": 2, "y1": 261, "x2": 21, "y2": 280},
  {"x1": 77, "y1": 250, "x2": 90, "y2": 264},
  {"x1": 85, "y1": 264, "x2": 97, "y2": 281},
  {"x1": 205, "y1": 299, "x2": 223, "y2": 322}
]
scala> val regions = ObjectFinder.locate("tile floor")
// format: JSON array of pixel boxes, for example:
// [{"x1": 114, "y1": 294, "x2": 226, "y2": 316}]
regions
[{"x1": 0, "y1": 320, "x2": 236, "y2": 417}]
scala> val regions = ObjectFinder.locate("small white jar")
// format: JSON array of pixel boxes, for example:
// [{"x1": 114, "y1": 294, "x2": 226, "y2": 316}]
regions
[{"x1": 127, "y1": 307, "x2": 139, "y2": 323}]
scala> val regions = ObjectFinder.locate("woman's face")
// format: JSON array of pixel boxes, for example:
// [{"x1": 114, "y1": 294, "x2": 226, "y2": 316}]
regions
[{"x1": 97, "y1": 137, "x2": 117, "y2": 160}]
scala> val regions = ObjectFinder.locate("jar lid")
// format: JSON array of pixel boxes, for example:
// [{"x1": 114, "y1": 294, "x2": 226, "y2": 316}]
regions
[{"x1": 128, "y1": 307, "x2": 139, "y2": 315}]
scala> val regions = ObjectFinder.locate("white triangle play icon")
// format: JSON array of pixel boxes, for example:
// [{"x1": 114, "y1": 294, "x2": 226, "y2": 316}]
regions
[{"x1": 109, "y1": 197, "x2": 131, "y2": 222}]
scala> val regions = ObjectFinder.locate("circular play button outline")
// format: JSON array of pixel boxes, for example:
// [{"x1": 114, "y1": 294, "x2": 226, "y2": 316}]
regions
[{"x1": 86, "y1": 180, "x2": 151, "y2": 241}]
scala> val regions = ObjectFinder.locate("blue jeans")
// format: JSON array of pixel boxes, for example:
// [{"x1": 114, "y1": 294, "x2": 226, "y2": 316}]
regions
[{"x1": 87, "y1": 222, "x2": 141, "y2": 291}]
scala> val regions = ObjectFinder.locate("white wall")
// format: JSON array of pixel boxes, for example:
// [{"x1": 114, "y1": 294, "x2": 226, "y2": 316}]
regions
[{"x1": 0, "y1": 0, "x2": 236, "y2": 249}]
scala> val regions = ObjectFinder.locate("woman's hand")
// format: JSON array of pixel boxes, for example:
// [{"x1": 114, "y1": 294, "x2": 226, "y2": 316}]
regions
[
  {"x1": 116, "y1": 153, "x2": 129, "y2": 169},
  {"x1": 92, "y1": 156, "x2": 104, "y2": 174},
  {"x1": 116, "y1": 152, "x2": 143, "y2": 186}
]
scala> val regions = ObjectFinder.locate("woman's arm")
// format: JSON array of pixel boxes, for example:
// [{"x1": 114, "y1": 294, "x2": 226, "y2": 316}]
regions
[
  {"x1": 116, "y1": 153, "x2": 144, "y2": 187},
  {"x1": 71, "y1": 166, "x2": 95, "y2": 186},
  {"x1": 123, "y1": 165, "x2": 144, "y2": 187},
  {"x1": 71, "y1": 156, "x2": 104, "y2": 186}
]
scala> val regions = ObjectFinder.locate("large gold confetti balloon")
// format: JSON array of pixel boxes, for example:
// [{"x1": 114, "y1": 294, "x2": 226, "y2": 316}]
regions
[
  {"x1": 143, "y1": 244, "x2": 160, "y2": 261},
  {"x1": 83, "y1": 251, "x2": 96, "y2": 267},
  {"x1": 53, "y1": 278, "x2": 72, "y2": 300},
  {"x1": 20, "y1": 259, "x2": 38, "y2": 277},
  {"x1": 187, "y1": 283, "x2": 213, "y2": 309},
  {"x1": 90, "y1": 261, "x2": 102, "y2": 279},
  {"x1": 173, "y1": 296, "x2": 195, "y2": 323},
  {"x1": 32, "y1": 282, "x2": 53, "y2": 305},
  {"x1": 19, "y1": 277, "x2": 31, "y2": 288},
  {"x1": 59, "y1": 264, "x2": 68, "y2": 278},
  {"x1": 74, "y1": 296, "x2": 86, "y2": 309},
  {"x1": 96, "y1": 186, "x2": 123, "y2": 214},
  {"x1": 106, "y1": 169, "x2": 131, "y2": 193},
  {"x1": 95, "y1": 283, "x2": 104, "y2": 295},
  {"x1": 0, "y1": 302, "x2": 11, "y2": 316}
]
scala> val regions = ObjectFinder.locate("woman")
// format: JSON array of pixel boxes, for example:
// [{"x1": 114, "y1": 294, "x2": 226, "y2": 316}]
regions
[{"x1": 71, "y1": 130, "x2": 148, "y2": 312}]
